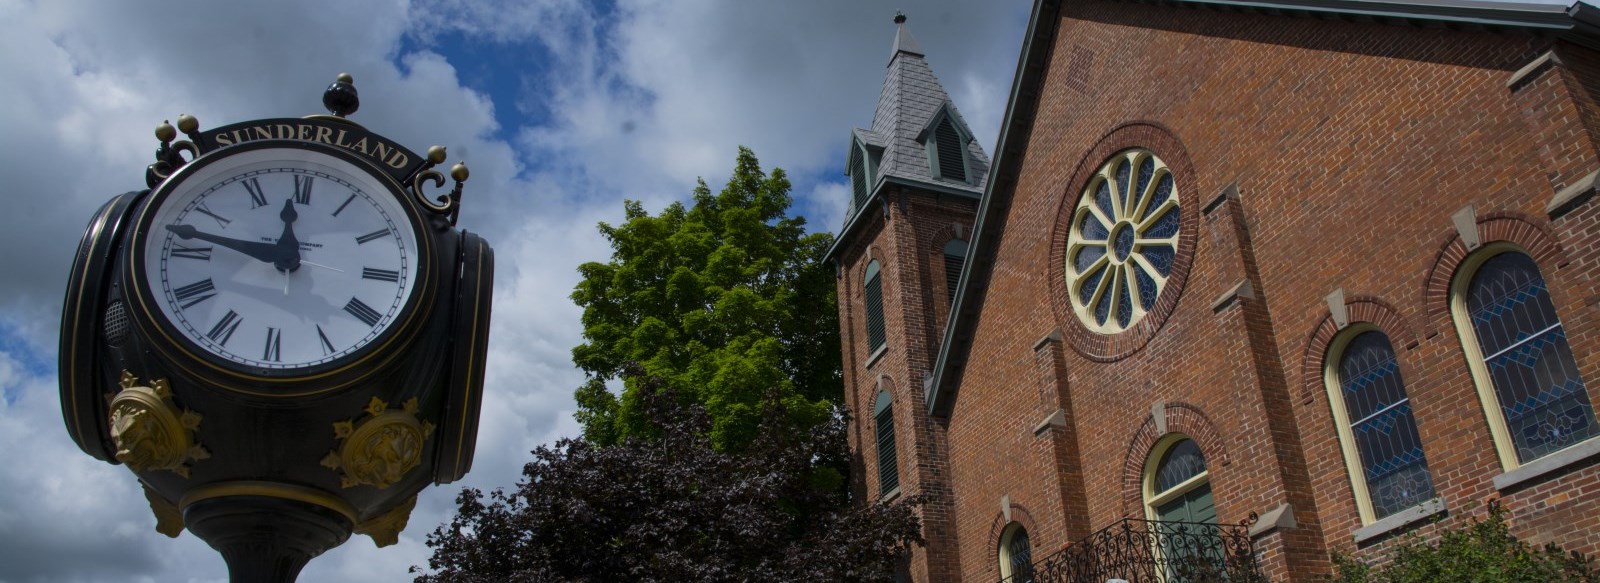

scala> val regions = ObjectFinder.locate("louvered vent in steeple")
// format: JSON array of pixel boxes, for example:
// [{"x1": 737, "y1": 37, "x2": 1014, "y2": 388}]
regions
[
  {"x1": 934, "y1": 117, "x2": 967, "y2": 183},
  {"x1": 849, "y1": 144, "x2": 869, "y2": 211}
]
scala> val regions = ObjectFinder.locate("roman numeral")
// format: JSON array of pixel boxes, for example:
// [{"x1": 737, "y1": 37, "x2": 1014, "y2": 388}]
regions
[
  {"x1": 343, "y1": 298, "x2": 382, "y2": 327},
  {"x1": 263, "y1": 327, "x2": 282, "y2": 362},
  {"x1": 332, "y1": 194, "x2": 357, "y2": 217},
  {"x1": 173, "y1": 278, "x2": 217, "y2": 309},
  {"x1": 171, "y1": 245, "x2": 213, "y2": 261},
  {"x1": 362, "y1": 267, "x2": 400, "y2": 282},
  {"x1": 355, "y1": 229, "x2": 391, "y2": 245},
  {"x1": 206, "y1": 310, "x2": 242, "y2": 346},
  {"x1": 293, "y1": 175, "x2": 314, "y2": 205},
  {"x1": 243, "y1": 177, "x2": 268, "y2": 209},
  {"x1": 317, "y1": 325, "x2": 336, "y2": 355},
  {"x1": 194, "y1": 203, "x2": 231, "y2": 228}
]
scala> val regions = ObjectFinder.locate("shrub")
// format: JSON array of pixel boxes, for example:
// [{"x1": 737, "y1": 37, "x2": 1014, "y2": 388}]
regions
[{"x1": 1331, "y1": 501, "x2": 1595, "y2": 583}]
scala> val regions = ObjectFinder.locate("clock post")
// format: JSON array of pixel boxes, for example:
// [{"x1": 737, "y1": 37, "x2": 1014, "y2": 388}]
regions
[{"x1": 59, "y1": 74, "x2": 495, "y2": 582}]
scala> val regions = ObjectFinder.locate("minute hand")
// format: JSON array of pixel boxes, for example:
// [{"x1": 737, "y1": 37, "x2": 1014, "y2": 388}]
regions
[{"x1": 166, "y1": 224, "x2": 281, "y2": 264}]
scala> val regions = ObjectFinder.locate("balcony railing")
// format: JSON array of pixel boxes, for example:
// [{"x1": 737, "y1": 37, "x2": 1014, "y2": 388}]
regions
[{"x1": 1000, "y1": 518, "x2": 1266, "y2": 583}]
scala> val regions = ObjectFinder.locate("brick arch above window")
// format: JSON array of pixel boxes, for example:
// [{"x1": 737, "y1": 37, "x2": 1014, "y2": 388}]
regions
[
  {"x1": 924, "y1": 222, "x2": 971, "y2": 320},
  {"x1": 1421, "y1": 211, "x2": 1568, "y2": 331},
  {"x1": 1120, "y1": 402, "x2": 1229, "y2": 516},
  {"x1": 1300, "y1": 295, "x2": 1420, "y2": 405},
  {"x1": 986, "y1": 501, "x2": 1042, "y2": 577},
  {"x1": 874, "y1": 373, "x2": 899, "y2": 403}
]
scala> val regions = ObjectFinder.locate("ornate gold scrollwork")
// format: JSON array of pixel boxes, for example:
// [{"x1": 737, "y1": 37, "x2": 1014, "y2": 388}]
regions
[
  {"x1": 354, "y1": 494, "x2": 417, "y2": 547},
  {"x1": 143, "y1": 484, "x2": 185, "y2": 538},
  {"x1": 146, "y1": 115, "x2": 203, "y2": 188},
  {"x1": 408, "y1": 145, "x2": 470, "y2": 225},
  {"x1": 108, "y1": 371, "x2": 209, "y2": 478},
  {"x1": 321, "y1": 397, "x2": 434, "y2": 489}
]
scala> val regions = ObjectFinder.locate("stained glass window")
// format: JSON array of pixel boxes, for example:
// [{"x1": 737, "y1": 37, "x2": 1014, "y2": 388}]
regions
[
  {"x1": 1154, "y1": 439, "x2": 1207, "y2": 494},
  {"x1": 1066, "y1": 150, "x2": 1179, "y2": 333},
  {"x1": 1465, "y1": 252, "x2": 1597, "y2": 463},
  {"x1": 865, "y1": 261, "x2": 886, "y2": 354},
  {"x1": 999, "y1": 523, "x2": 1034, "y2": 582},
  {"x1": 1334, "y1": 331, "x2": 1435, "y2": 519}
]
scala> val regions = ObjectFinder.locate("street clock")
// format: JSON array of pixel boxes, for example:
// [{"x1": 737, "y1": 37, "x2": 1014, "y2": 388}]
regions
[{"x1": 59, "y1": 74, "x2": 495, "y2": 582}]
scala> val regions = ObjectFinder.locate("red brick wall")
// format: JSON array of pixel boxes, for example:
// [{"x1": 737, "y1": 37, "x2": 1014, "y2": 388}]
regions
[
  {"x1": 874, "y1": 2, "x2": 1600, "y2": 581},
  {"x1": 837, "y1": 189, "x2": 980, "y2": 582}
]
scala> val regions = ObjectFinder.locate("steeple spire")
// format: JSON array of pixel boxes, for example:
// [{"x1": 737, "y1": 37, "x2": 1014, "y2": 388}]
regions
[
  {"x1": 890, "y1": 11, "x2": 925, "y2": 64},
  {"x1": 834, "y1": 10, "x2": 990, "y2": 234}
]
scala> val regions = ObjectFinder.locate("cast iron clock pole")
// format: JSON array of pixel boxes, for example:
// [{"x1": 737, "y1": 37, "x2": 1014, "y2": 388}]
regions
[{"x1": 60, "y1": 74, "x2": 495, "y2": 582}]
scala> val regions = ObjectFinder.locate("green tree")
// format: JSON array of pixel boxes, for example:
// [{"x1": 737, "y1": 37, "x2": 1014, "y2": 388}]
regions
[{"x1": 570, "y1": 147, "x2": 840, "y2": 449}]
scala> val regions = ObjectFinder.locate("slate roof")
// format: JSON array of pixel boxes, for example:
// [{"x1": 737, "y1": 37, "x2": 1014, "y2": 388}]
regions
[
  {"x1": 824, "y1": 15, "x2": 992, "y2": 263},
  {"x1": 868, "y1": 18, "x2": 990, "y2": 198}
]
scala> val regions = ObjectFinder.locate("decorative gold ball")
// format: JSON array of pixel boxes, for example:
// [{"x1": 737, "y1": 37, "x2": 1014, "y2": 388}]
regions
[
  {"x1": 176, "y1": 114, "x2": 198, "y2": 134},
  {"x1": 336, "y1": 72, "x2": 354, "y2": 84},
  {"x1": 155, "y1": 121, "x2": 176, "y2": 143},
  {"x1": 427, "y1": 145, "x2": 447, "y2": 164},
  {"x1": 450, "y1": 162, "x2": 469, "y2": 183}
]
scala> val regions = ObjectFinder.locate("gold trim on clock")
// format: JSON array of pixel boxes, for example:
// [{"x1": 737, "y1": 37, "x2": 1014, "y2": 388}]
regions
[{"x1": 179, "y1": 480, "x2": 360, "y2": 525}]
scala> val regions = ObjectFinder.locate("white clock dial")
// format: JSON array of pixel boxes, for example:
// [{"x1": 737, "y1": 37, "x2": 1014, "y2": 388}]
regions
[{"x1": 141, "y1": 146, "x2": 421, "y2": 371}]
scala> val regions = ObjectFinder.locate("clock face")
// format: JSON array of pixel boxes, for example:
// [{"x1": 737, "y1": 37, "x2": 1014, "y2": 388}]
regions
[{"x1": 137, "y1": 145, "x2": 423, "y2": 373}]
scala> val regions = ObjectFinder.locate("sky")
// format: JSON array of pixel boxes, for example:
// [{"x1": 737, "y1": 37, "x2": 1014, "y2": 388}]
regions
[{"x1": 0, "y1": 0, "x2": 1032, "y2": 580}]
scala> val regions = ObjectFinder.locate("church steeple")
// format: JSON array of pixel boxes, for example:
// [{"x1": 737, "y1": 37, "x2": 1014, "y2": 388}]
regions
[{"x1": 842, "y1": 12, "x2": 990, "y2": 223}]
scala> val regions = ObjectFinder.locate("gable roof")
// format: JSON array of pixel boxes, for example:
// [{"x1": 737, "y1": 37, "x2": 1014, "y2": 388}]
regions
[
  {"x1": 824, "y1": 15, "x2": 993, "y2": 264},
  {"x1": 924, "y1": 0, "x2": 1600, "y2": 416}
]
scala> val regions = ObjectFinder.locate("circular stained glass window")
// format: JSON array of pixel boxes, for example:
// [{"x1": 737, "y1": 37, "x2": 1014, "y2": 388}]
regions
[{"x1": 1066, "y1": 149, "x2": 1180, "y2": 334}]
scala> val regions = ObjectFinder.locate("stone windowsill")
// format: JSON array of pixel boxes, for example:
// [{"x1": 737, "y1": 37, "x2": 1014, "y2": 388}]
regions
[
  {"x1": 1493, "y1": 437, "x2": 1600, "y2": 492},
  {"x1": 865, "y1": 344, "x2": 889, "y2": 368},
  {"x1": 1352, "y1": 498, "x2": 1447, "y2": 545},
  {"x1": 880, "y1": 486, "x2": 902, "y2": 503}
]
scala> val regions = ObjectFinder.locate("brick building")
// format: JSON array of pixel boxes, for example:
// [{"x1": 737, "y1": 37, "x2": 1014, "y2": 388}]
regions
[{"x1": 827, "y1": 2, "x2": 1600, "y2": 581}]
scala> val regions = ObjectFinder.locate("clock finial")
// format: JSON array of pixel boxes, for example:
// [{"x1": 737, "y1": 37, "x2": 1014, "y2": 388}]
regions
[{"x1": 323, "y1": 73, "x2": 360, "y2": 118}]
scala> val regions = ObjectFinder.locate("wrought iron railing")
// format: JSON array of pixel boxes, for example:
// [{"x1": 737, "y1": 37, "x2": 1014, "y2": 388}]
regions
[{"x1": 1000, "y1": 518, "x2": 1266, "y2": 583}]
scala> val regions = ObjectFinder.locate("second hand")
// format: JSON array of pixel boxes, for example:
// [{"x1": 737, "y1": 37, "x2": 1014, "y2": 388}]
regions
[{"x1": 299, "y1": 260, "x2": 345, "y2": 272}]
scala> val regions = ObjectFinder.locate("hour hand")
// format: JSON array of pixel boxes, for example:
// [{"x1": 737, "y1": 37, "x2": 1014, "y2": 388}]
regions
[{"x1": 166, "y1": 224, "x2": 281, "y2": 265}]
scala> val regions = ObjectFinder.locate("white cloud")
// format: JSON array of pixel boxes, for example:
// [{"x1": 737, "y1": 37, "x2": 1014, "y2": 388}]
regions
[{"x1": 0, "y1": 0, "x2": 1029, "y2": 580}]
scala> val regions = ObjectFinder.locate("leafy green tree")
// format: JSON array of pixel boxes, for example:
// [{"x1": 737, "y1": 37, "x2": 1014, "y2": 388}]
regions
[
  {"x1": 414, "y1": 382, "x2": 922, "y2": 582},
  {"x1": 570, "y1": 147, "x2": 840, "y2": 449},
  {"x1": 1331, "y1": 501, "x2": 1596, "y2": 583}
]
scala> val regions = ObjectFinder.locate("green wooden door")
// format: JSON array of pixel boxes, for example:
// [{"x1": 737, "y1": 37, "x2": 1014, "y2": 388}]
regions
[
  {"x1": 1155, "y1": 482, "x2": 1214, "y2": 523},
  {"x1": 1154, "y1": 483, "x2": 1223, "y2": 582}
]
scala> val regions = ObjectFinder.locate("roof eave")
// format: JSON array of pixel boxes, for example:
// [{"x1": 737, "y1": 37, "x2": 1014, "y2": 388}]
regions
[
  {"x1": 822, "y1": 174, "x2": 984, "y2": 265},
  {"x1": 1151, "y1": 0, "x2": 1600, "y2": 48},
  {"x1": 927, "y1": 0, "x2": 1063, "y2": 416}
]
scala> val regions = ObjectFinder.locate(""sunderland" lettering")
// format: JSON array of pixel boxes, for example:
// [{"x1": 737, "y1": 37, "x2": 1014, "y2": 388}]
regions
[{"x1": 213, "y1": 123, "x2": 409, "y2": 169}]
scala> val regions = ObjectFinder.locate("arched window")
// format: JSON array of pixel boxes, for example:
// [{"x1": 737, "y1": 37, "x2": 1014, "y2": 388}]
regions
[
  {"x1": 1144, "y1": 436, "x2": 1222, "y2": 581},
  {"x1": 998, "y1": 522, "x2": 1034, "y2": 582},
  {"x1": 875, "y1": 390, "x2": 899, "y2": 496},
  {"x1": 1453, "y1": 247, "x2": 1597, "y2": 468},
  {"x1": 1145, "y1": 437, "x2": 1213, "y2": 524},
  {"x1": 943, "y1": 239, "x2": 968, "y2": 306},
  {"x1": 865, "y1": 260, "x2": 887, "y2": 355},
  {"x1": 1325, "y1": 327, "x2": 1435, "y2": 523}
]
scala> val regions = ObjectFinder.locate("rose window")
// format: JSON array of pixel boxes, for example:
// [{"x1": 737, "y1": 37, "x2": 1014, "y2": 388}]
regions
[{"x1": 1066, "y1": 149, "x2": 1180, "y2": 333}]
